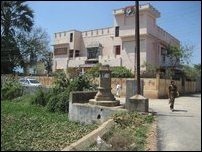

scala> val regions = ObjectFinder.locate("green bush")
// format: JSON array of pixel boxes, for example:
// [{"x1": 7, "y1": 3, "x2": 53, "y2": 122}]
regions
[
  {"x1": 85, "y1": 63, "x2": 101, "y2": 78},
  {"x1": 111, "y1": 66, "x2": 134, "y2": 78},
  {"x1": 1, "y1": 76, "x2": 23, "y2": 100},
  {"x1": 66, "y1": 67, "x2": 80, "y2": 78},
  {"x1": 30, "y1": 88, "x2": 48, "y2": 106},
  {"x1": 46, "y1": 74, "x2": 94, "y2": 113},
  {"x1": 113, "y1": 112, "x2": 147, "y2": 128},
  {"x1": 46, "y1": 91, "x2": 69, "y2": 113},
  {"x1": 32, "y1": 70, "x2": 95, "y2": 113},
  {"x1": 53, "y1": 70, "x2": 69, "y2": 93},
  {"x1": 68, "y1": 74, "x2": 93, "y2": 92}
]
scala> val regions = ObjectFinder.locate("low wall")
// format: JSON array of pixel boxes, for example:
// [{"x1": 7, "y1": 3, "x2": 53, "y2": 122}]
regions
[
  {"x1": 69, "y1": 91, "x2": 126, "y2": 124},
  {"x1": 62, "y1": 119, "x2": 114, "y2": 151},
  {"x1": 2, "y1": 75, "x2": 199, "y2": 99},
  {"x1": 70, "y1": 91, "x2": 97, "y2": 104},
  {"x1": 29, "y1": 76, "x2": 54, "y2": 87}
]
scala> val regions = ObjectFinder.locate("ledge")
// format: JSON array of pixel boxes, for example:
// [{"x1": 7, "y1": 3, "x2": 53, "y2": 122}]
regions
[{"x1": 61, "y1": 119, "x2": 114, "y2": 151}]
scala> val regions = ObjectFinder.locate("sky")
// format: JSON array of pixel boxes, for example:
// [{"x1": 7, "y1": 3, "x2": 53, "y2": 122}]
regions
[{"x1": 28, "y1": 1, "x2": 201, "y2": 65}]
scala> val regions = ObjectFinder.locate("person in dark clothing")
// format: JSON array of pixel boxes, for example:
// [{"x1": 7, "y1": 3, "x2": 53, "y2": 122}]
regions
[{"x1": 168, "y1": 80, "x2": 179, "y2": 111}]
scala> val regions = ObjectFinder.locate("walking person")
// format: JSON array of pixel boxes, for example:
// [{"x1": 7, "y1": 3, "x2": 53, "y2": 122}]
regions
[
  {"x1": 168, "y1": 80, "x2": 179, "y2": 111},
  {"x1": 116, "y1": 83, "x2": 121, "y2": 97}
]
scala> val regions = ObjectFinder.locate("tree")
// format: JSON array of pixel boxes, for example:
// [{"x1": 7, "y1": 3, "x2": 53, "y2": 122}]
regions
[
  {"x1": 41, "y1": 51, "x2": 53, "y2": 76},
  {"x1": 194, "y1": 63, "x2": 201, "y2": 72},
  {"x1": 1, "y1": 1, "x2": 34, "y2": 74},
  {"x1": 141, "y1": 61, "x2": 158, "y2": 78},
  {"x1": 165, "y1": 44, "x2": 193, "y2": 77},
  {"x1": 182, "y1": 64, "x2": 200, "y2": 80},
  {"x1": 166, "y1": 44, "x2": 193, "y2": 68},
  {"x1": 15, "y1": 26, "x2": 50, "y2": 75}
]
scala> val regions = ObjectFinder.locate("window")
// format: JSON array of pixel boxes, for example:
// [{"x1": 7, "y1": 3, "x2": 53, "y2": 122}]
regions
[
  {"x1": 64, "y1": 32, "x2": 66, "y2": 36},
  {"x1": 115, "y1": 45, "x2": 121, "y2": 55},
  {"x1": 54, "y1": 48, "x2": 67, "y2": 55},
  {"x1": 115, "y1": 26, "x2": 119, "y2": 37},
  {"x1": 75, "y1": 50, "x2": 80, "y2": 57},
  {"x1": 87, "y1": 48, "x2": 99, "y2": 59},
  {"x1": 70, "y1": 33, "x2": 73, "y2": 42},
  {"x1": 69, "y1": 50, "x2": 74, "y2": 58}
]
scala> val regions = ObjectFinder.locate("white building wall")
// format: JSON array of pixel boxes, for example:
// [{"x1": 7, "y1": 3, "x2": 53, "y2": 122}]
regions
[
  {"x1": 54, "y1": 56, "x2": 68, "y2": 70},
  {"x1": 52, "y1": 4, "x2": 180, "y2": 73}
]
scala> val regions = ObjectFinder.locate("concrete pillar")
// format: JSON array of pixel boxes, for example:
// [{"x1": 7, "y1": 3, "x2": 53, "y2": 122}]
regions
[
  {"x1": 156, "y1": 73, "x2": 160, "y2": 98},
  {"x1": 125, "y1": 79, "x2": 148, "y2": 112},
  {"x1": 128, "y1": 95, "x2": 148, "y2": 112},
  {"x1": 125, "y1": 79, "x2": 143, "y2": 103}
]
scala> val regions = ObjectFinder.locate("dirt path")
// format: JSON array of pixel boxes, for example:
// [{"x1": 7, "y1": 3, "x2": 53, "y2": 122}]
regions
[{"x1": 145, "y1": 119, "x2": 157, "y2": 151}]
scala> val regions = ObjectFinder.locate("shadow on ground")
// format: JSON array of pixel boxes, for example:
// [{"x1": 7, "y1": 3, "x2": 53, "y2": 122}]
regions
[{"x1": 172, "y1": 109, "x2": 187, "y2": 112}]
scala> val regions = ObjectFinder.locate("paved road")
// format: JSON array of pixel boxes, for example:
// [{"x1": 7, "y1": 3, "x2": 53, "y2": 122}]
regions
[{"x1": 149, "y1": 94, "x2": 201, "y2": 151}]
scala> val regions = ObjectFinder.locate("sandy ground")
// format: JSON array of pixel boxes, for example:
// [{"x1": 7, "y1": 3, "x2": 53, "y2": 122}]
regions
[{"x1": 145, "y1": 118, "x2": 157, "y2": 151}]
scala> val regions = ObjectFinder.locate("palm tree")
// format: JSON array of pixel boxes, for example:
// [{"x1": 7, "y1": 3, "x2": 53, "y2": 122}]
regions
[{"x1": 1, "y1": 1, "x2": 34, "y2": 74}]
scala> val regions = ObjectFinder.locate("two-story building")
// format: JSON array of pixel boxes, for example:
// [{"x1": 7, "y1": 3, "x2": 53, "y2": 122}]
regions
[{"x1": 52, "y1": 3, "x2": 180, "y2": 75}]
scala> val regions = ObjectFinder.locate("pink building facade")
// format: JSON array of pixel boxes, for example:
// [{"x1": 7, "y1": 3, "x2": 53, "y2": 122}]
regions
[{"x1": 53, "y1": 4, "x2": 180, "y2": 74}]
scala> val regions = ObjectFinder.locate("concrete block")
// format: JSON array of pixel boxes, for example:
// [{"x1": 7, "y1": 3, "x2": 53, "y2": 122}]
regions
[{"x1": 126, "y1": 95, "x2": 148, "y2": 112}]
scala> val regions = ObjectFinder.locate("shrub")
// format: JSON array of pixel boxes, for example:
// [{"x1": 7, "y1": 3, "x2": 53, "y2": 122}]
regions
[
  {"x1": 111, "y1": 66, "x2": 134, "y2": 78},
  {"x1": 68, "y1": 74, "x2": 93, "y2": 92},
  {"x1": 66, "y1": 67, "x2": 80, "y2": 78},
  {"x1": 46, "y1": 74, "x2": 93, "y2": 113},
  {"x1": 30, "y1": 88, "x2": 47, "y2": 106},
  {"x1": 1, "y1": 76, "x2": 23, "y2": 100},
  {"x1": 46, "y1": 91, "x2": 69, "y2": 113},
  {"x1": 35, "y1": 70, "x2": 95, "y2": 113},
  {"x1": 108, "y1": 129, "x2": 134, "y2": 151},
  {"x1": 53, "y1": 70, "x2": 69, "y2": 93},
  {"x1": 85, "y1": 63, "x2": 101, "y2": 78}
]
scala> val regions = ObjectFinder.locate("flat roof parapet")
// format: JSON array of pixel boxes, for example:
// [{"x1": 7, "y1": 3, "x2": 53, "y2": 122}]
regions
[{"x1": 113, "y1": 3, "x2": 160, "y2": 17}]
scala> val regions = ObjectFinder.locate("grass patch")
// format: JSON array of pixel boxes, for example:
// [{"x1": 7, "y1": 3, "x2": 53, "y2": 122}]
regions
[
  {"x1": 86, "y1": 111, "x2": 155, "y2": 151},
  {"x1": 1, "y1": 95, "x2": 97, "y2": 151}
]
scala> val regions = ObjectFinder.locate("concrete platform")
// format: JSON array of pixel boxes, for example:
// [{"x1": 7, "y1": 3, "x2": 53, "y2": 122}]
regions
[{"x1": 89, "y1": 99, "x2": 120, "y2": 107}]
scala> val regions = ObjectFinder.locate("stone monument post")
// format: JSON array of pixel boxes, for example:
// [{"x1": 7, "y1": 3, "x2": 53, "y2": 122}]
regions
[{"x1": 89, "y1": 65, "x2": 120, "y2": 107}]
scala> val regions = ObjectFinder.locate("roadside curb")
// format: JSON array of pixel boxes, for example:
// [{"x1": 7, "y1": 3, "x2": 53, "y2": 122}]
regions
[{"x1": 61, "y1": 119, "x2": 114, "y2": 151}]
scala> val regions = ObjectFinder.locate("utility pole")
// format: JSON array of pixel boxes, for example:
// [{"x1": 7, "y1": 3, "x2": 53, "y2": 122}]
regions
[
  {"x1": 125, "y1": 1, "x2": 148, "y2": 113},
  {"x1": 135, "y1": 1, "x2": 141, "y2": 95}
]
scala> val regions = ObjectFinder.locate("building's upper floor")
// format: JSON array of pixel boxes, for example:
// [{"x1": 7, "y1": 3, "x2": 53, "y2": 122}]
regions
[{"x1": 53, "y1": 3, "x2": 180, "y2": 57}]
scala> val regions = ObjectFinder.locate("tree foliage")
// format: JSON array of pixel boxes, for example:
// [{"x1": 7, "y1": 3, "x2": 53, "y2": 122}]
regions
[
  {"x1": 16, "y1": 26, "x2": 50, "y2": 74},
  {"x1": 141, "y1": 61, "x2": 157, "y2": 78},
  {"x1": 182, "y1": 64, "x2": 201, "y2": 80},
  {"x1": 1, "y1": 76, "x2": 23, "y2": 100},
  {"x1": 111, "y1": 66, "x2": 134, "y2": 78},
  {"x1": 164, "y1": 44, "x2": 193, "y2": 78},
  {"x1": 1, "y1": 1, "x2": 34, "y2": 74},
  {"x1": 41, "y1": 52, "x2": 53, "y2": 76},
  {"x1": 166, "y1": 44, "x2": 193, "y2": 69},
  {"x1": 85, "y1": 63, "x2": 102, "y2": 78}
]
